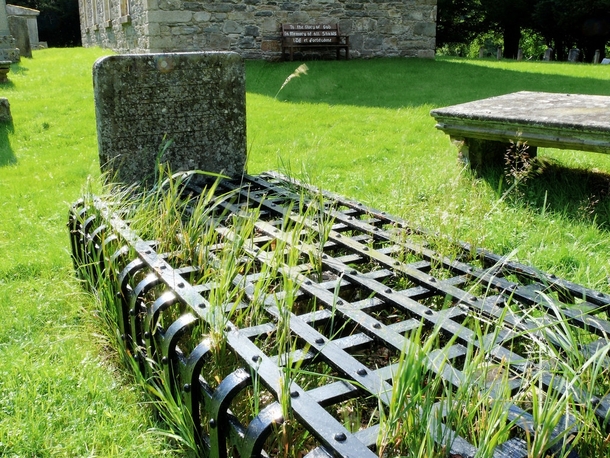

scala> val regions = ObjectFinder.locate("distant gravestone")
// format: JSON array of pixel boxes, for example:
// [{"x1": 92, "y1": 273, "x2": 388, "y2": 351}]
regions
[
  {"x1": 568, "y1": 48, "x2": 580, "y2": 62},
  {"x1": 602, "y1": 58, "x2": 610, "y2": 65},
  {"x1": 6, "y1": 4, "x2": 42, "y2": 50},
  {"x1": 594, "y1": 49, "x2": 601, "y2": 64},
  {"x1": 93, "y1": 52, "x2": 246, "y2": 185},
  {"x1": 8, "y1": 16, "x2": 30, "y2": 58},
  {"x1": 543, "y1": 48, "x2": 553, "y2": 61}
]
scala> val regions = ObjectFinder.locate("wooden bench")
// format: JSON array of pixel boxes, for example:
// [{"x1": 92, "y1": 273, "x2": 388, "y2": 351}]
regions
[
  {"x1": 430, "y1": 91, "x2": 610, "y2": 169},
  {"x1": 281, "y1": 24, "x2": 349, "y2": 61}
]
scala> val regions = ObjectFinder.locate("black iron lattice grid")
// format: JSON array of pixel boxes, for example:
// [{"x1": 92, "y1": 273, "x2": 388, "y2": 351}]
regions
[{"x1": 69, "y1": 171, "x2": 610, "y2": 458}]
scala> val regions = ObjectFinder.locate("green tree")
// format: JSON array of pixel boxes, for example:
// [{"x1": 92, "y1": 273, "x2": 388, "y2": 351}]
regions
[
  {"x1": 532, "y1": 0, "x2": 610, "y2": 61},
  {"x1": 436, "y1": 0, "x2": 486, "y2": 49},
  {"x1": 480, "y1": 0, "x2": 536, "y2": 59}
]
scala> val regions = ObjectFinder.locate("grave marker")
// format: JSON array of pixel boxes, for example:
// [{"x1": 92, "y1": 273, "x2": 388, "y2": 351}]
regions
[{"x1": 93, "y1": 52, "x2": 246, "y2": 186}]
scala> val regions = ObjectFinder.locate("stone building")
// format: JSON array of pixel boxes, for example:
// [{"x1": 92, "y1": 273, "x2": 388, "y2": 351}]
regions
[{"x1": 78, "y1": 0, "x2": 437, "y2": 59}]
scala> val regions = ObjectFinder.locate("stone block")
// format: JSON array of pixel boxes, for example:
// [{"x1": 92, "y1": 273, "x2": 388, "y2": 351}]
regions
[
  {"x1": 93, "y1": 52, "x2": 246, "y2": 186},
  {"x1": 0, "y1": 97, "x2": 12, "y2": 123}
]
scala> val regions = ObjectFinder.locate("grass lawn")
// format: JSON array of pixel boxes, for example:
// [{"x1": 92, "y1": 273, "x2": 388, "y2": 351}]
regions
[{"x1": 1, "y1": 47, "x2": 610, "y2": 456}]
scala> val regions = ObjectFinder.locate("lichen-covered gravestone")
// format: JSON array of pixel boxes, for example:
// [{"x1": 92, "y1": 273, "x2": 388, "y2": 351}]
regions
[{"x1": 93, "y1": 52, "x2": 246, "y2": 185}]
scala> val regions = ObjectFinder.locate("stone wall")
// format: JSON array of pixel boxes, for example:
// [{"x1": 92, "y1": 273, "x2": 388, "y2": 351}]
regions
[{"x1": 80, "y1": 0, "x2": 437, "y2": 59}]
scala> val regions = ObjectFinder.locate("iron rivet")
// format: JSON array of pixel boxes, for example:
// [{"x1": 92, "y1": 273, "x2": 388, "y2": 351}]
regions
[
  {"x1": 469, "y1": 296, "x2": 477, "y2": 302},
  {"x1": 394, "y1": 261, "x2": 400, "y2": 266},
  {"x1": 252, "y1": 355, "x2": 261, "y2": 362},
  {"x1": 129, "y1": 309, "x2": 135, "y2": 316},
  {"x1": 183, "y1": 384, "x2": 191, "y2": 393},
  {"x1": 373, "y1": 323, "x2": 381, "y2": 329},
  {"x1": 322, "y1": 254, "x2": 328, "y2": 259},
  {"x1": 198, "y1": 303, "x2": 205, "y2": 308},
  {"x1": 305, "y1": 280, "x2": 312, "y2": 285},
  {"x1": 350, "y1": 270, "x2": 357, "y2": 275},
  {"x1": 177, "y1": 282, "x2": 184, "y2": 288},
  {"x1": 336, "y1": 234, "x2": 342, "y2": 238},
  {"x1": 145, "y1": 250, "x2": 151, "y2": 254},
  {"x1": 121, "y1": 334, "x2": 126, "y2": 341},
  {"x1": 429, "y1": 277, "x2": 436, "y2": 283},
  {"x1": 357, "y1": 368, "x2": 367, "y2": 376},
  {"x1": 549, "y1": 274, "x2": 557, "y2": 279},
  {"x1": 363, "y1": 246, "x2": 369, "y2": 251},
  {"x1": 336, "y1": 300, "x2": 344, "y2": 305},
  {"x1": 334, "y1": 432, "x2": 347, "y2": 442},
  {"x1": 597, "y1": 292, "x2": 604, "y2": 298},
  {"x1": 209, "y1": 418, "x2": 216, "y2": 428},
  {"x1": 315, "y1": 337, "x2": 324, "y2": 344},
  {"x1": 160, "y1": 265, "x2": 167, "y2": 270},
  {"x1": 290, "y1": 391, "x2": 299, "y2": 398},
  {"x1": 385, "y1": 288, "x2": 392, "y2": 293},
  {"x1": 144, "y1": 331, "x2": 150, "y2": 339},
  {"x1": 425, "y1": 310, "x2": 433, "y2": 315},
  {"x1": 162, "y1": 356, "x2": 168, "y2": 364}
]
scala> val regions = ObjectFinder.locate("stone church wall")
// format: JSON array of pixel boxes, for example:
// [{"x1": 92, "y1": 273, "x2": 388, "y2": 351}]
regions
[{"x1": 80, "y1": 0, "x2": 437, "y2": 59}]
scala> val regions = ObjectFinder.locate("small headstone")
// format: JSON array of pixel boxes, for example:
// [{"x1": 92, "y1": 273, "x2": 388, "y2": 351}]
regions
[
  {"x1": 478, "y1": 47, "x2": 485, "y2": 58},
  {"x1": 594, "y1": 49, "x2": 601, "y2": 64},
  {"x1": 568, "y1": 48, "x2": 580, "y2": 62},
  {"x1": 0, "y1": 97, "x2": 11, "y2": 123},
  {"x1": 602, "y1": 58, "x2": 610, "y2": 65},
  {"x1": 543, "y1": 48, "x2": 553, "y2": 61},
  {"x1": 496, "y1": 47, "x2": 502, "y2": 60},
  {"x1": 8, "y1": 16, "x2": 31, "y2": 58},
  {"x1": 93, "y1": 52, "x2": 247, "y2": 186},
  {"x1": 517, "y1": 48, "x2": 523, "y2": 61}
]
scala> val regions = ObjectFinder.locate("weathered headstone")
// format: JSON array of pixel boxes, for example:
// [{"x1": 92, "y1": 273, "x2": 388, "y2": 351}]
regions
[
  {"x1": 0, "y1": 97, "x2": 11, "y2": 123},
  {"x1": 543, "y1": 48, "x2": 553, "y2": 61},
  {"x1": 6, "y1": 4, "x2": 41, "y2": 50},
  {"x1": 496, "y1": 47, "x2": 502, "y2": 60},
  {"x1": 568, "y1": 48, "x2": 580, "y2": 62},
  {"x1": 0, "y1": 0, "x2": 19, "y2": 62},
  {"x1": 478, "y1": 47, "x2": 485, "y2": 58},
  {"x1": 8, "y1": 15, "x2": 30, "y2": 58},
  {"x1": 594, "y1": 49, "x2": 600, "y2": 64},
  {"x1": 602, "y1": 58, "x2": 610, "y2": 65},
  {"x1": 93, "y1": 52, "x2": 247, "y2": 185},
  {"x1": 517, "y1": 48, "x2": 523, "y2": 61}
]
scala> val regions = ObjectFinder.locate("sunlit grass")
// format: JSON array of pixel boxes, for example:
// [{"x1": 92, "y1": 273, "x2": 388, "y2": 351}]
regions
[{"x1": 2, "y1": 47, "x2": 610, "y2": 455}]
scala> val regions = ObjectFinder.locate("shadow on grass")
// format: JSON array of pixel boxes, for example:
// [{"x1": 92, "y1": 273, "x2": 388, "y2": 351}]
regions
[
  {"x1": 246, "y1": 58, "x2": 610, "y2": 109},
  {"x1": 0, "y1": 123, "x2": 16, "y2": 166},
  {"x1": 479, "y1": 158, "x2": 610, "y2": 230},
  {"x1": 9, "y1": 61, "x2": 29, "y2": 76}
]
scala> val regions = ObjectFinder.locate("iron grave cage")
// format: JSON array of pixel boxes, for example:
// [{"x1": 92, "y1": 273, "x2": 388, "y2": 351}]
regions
[{"x1": 69, "y1": 171, "x2": 610, "y2": 458}]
